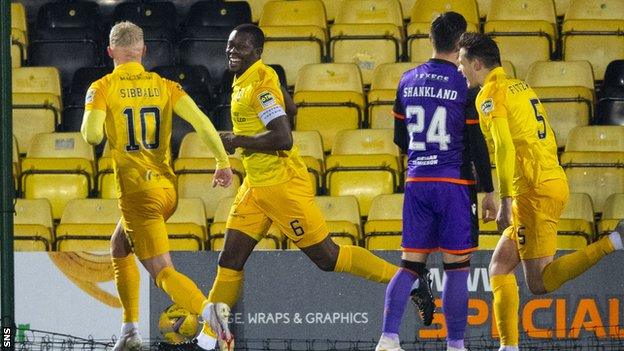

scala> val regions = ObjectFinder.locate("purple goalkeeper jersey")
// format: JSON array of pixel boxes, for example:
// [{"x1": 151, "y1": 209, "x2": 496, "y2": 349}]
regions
[{"x1": 393, "y1": 59, "x2": 473, "y2": 182}]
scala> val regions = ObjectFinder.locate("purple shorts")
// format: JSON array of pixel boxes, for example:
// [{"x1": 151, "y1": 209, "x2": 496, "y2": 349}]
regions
[{"x1": 402, "y1": 181, "x2": 478, "y2": 253}]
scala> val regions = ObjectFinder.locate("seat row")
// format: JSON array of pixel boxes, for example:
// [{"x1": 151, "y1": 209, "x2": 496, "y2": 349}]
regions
[{"x1": 14, "y1": 191, "x2": 624, "y2": 252}]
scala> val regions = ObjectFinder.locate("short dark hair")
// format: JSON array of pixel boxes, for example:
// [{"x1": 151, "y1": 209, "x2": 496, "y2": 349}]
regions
[
  {"x1": 430, "y1": 12, "x2": 467, "y2": 53},
  {"x1": 233, "y1": 23, "x2": 265, "y2": 49},
  {"x1": 458, "y1": 32, "x2": 501, "y2": 68}
]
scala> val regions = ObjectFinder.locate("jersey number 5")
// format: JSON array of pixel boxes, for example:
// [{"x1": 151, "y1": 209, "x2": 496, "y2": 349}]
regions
[
  {"x1": 530, "y1": 98, "x2": 547, "y2": 140},
  {"x1": 406, "y1": 105, "x2": 451, "y2": 151},
  {"x1": 122, "y1": 107, "x2": 161, "y2": 151}
]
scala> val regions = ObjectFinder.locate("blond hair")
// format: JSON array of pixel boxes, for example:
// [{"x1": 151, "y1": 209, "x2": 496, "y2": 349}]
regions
[{"x1": 109, "y1": 21, "x2": 144, "y2": 48}]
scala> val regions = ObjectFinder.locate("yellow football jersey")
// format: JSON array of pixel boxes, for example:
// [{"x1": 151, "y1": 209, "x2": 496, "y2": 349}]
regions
[
  {"x1": 231, "y1": 60, "x2": 307, "y2": 186},
  {"x1": 85, "y1": 62, "x2": 186, "y2": 197},
  {"x1": 476, "y1": 67, "x2": 565, "y2": 196}
]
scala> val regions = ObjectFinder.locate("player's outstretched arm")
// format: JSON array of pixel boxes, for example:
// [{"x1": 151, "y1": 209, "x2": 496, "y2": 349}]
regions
[
  {"x1": 490, "y1": 117, "x2": 515, "y2": 231},
  {"x1": 80, "y1": 109, "x2": 106, "y2": 145}
]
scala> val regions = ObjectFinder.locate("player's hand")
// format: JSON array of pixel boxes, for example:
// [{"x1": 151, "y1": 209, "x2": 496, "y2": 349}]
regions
[
  {"x1": 212, "y1": 168, "x2": 233, "y2": 188},
  {"x1": 496, "y1": 197, "x2": 513, "y2": 233},
  {"x1": 219, "y1": 132, "x2": 237, "y2": 155},
  {"x1": 481, "y1": 191, "x2": 497, "y2": 223}
]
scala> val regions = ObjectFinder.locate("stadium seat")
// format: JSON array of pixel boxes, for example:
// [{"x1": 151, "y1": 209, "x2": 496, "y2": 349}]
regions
[
  {"x1": 565, "y1": 167, "x2": 624, "y2": 213},
  {"x1": 166, "y1": 198, "x2": 208, "y2": 251},
  {"x1": 12, "y1": 135, "x2": 20, "y2": 190},
  {"x1": 596, "y1": 99, "x2": 624, "y2": 126},
  {"x1": 153, "y1": 65, "x2": 214, "y2": 116},
  {"x1": 598, "y1": 193, "x2": 624, "y2": 236},
  {"x1": 227, "y1": 0, "x2": 270, "y2": 23},
  {"x1": 174, "y1": 132, "x2": 245, "y2": 183},
  {"x1": 22, "y1": 132, "x2": 95, "y2": 219},
  {"x1": 484, "y1": 0, "x2": 557, "y2": 79},
  {"x1": 292, "y1": 130, "x2": 325, "y2": 193},
  {"x1": 97, "y1": 142, "x2": 115, "y2": 199},
  {"x1": 407, "y1": 20, "x2": 478, "y2": 64},
  {"x1": 501, "y1": 60, "x2": 516, "y2": 78},
  {"x1": 368, "y1": 62, "x2": 414, "y2": 129},
  {"x1": 554, "y1": 0, "x2": 570, "y2": 17},
  {"x1": 209, "y1": 196, "x2": 282, "y2": 250},
  {"x1": 400, "y1": 0, "x2": 416, "y2": 20},
  {"x1": 562, "y1": 0, "x2": 624, "y2": 81},
  {"x1": 29, "y1": 41, "x2": 100, "y2": 91},
  {"x1": 177, "y1": 173, "x2": 241, "y2": 222},
  {"x1": 560, "y1": 126, "x2": 624, "y2": 166},
  {"x1": 294, "y1": 63, "x2": 365, "y2": 151},
  {"x1": 179, "y1": 1, "x2": 252, "y2": 85},
  {"x1": 13, "y1": 199, "x2": 54, "y2": 251},
  {"x1": 476, "y1": 0, "x2": 490, "y2": 18},
  {"x1": 321, "y1": 0, "x2": 342, "y2": 22},
  {"x1": 327, "y1": 167, "x2": 396, "y2": 216},
  {"x1": 55, "y1": 199, "x2": 120, "y2": 252},
  {"x1": 330, "y1": 0, "x2": 404, "y2": 84},
  {"x1": 601, "y1": 60, "x2": 624, "y2": 98},
  {"x1": 34, "y1": 1, "x2": 102, "y2": 42},
  {"x1": 11, "y1": 2, "x2": 27, "y2": 63},
  {"x1": 62, "y1": 66, "x2": 112, "y2": 132},
  {"x1": 364, "y1": 194, "x2": 403, "y2": 250},
  {"x1": 477, "y1": 191, "x2": 500, "y2": 249},
  {"x1": 526, "y1": 61, "x2": 594, "y2": 148},
  {"x1": 557, "y1": 193, "x2": 595, "y2": 249},
  {"x1": 259, "y1": 0, "x2": 327, "y2": 87},
  {"x1": 285, "y1": 195, "x2": 362, "y2": 248}
]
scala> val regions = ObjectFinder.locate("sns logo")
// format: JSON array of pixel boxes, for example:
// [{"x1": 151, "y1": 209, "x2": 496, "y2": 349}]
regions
[
  {"x1": 480, "y1": 98, "x2": 494, "y2": 115},
  {"x1": 258, "y1": 91, "x2": 276, "y2": 108},
  {"x1": 3, "y1": 327, "x2": 11, "y2": 347}
]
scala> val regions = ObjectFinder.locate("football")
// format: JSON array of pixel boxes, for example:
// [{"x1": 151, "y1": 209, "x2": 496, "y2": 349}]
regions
[{"x1": 158, "y1": 303, "x2": 200, "y2": 344}]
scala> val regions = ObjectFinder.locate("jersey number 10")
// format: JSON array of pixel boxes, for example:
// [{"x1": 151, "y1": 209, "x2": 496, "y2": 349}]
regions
[
  {"x1": 406, "y1": 105, "x2": 451, "y2": 151},
  {"x1": 122, "y1": 107, "x2": 161, "y2": 151}
]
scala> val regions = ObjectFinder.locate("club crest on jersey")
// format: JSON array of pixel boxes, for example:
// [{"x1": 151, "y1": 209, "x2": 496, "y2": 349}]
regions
[
  {"x1": 85, "y1": 89, "x2": 95, "y2": 104},
  {"x1": 480, "y1": 98, "x2": 494, "y2": 115},
  {"x1": 258, "y1": 91, "x2": 276, "y2": 108}
]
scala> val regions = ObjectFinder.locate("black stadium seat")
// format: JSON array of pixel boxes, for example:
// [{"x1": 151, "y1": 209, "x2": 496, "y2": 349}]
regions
[
  {"x1": 602, "y1": 60, "x2": 624, "y2": 99},
  {"x1": 62, "y1": 67, "x2": 112, "y2": 132},
  {"x1": 153, "y1": 65, "x2": 215, "y2": 117}
]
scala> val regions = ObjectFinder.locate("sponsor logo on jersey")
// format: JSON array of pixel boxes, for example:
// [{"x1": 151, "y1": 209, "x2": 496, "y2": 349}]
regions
[
  {"x1": 480, "y1": 98, "x2": 494, "y2": 115},
  {"x1": 258, "y1": 91, "x2": 276, "y2": 108},
  {"x1": 85, "y1": 89, "x2": 95, "y2": 104}
]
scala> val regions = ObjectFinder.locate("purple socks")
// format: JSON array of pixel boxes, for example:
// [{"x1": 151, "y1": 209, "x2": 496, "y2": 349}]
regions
[
  {"x1": 443, "y1": 269, "x2": 469, "y2": 349},
  {"x1": 382, "y1": 268, "x2": 419, "y2": 333}
]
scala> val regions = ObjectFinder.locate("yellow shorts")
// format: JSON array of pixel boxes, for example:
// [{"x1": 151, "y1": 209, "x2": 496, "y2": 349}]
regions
[
  {"x1": 503, "y1": 178, "x2": 569, "y2": 260},
  {"x1": 226, "y1": 174, "x2": 329, "y2": 248},
  {"x1": 119, "y1": 187, "x2": 177, "y2": 260}
]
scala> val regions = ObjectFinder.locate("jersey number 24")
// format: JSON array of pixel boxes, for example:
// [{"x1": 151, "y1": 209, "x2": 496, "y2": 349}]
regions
[{"x1": 406, "y1": 105, "x2": 450, "y2": 151}]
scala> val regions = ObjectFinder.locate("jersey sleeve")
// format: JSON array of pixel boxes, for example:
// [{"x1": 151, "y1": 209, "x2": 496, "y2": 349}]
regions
[
  {"x1": 84, "y1": 79, "x2": 107, "y2": 111},
  {"x1": 477, "y1": 82, "x2": 508, "y2": 120},
  {"x1": 165, "y1": 78, "x2": 188, "y2": 107},
  {"x1": 251, "y1": 75, "x2": 286, "y2": 126},
  {"x1": 392, "y1": 80, "x2": 405, "y2": 120}
]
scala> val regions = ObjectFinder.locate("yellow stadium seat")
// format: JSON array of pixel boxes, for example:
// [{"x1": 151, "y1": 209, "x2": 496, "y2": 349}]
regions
[
  {"x1": 330, "y1": 0, "x2": 404, "y2": 84},
  {"x1": 166, "y1": 198, "x2": 207, "y2": 251},
  {"x1": 293, "y1": 130, "x2": 325, "y2": 192},
  {"x1": 11, "y1": 3, "x2": 27, "y2": 60},
  {"x1": 286, "y1": 195, "x2": 362, "y2": 248},
  {"x1": 368, "y1": 62, "x2": 414, "y2": 129},
  {"x1": 11, "y1": 39, "x2": 22, "y2": 68},
  {"x1": 484, "y1": 0, "x2": 557, "y2": 78},
  {"x1": 407, "y1": 21, "x2": 478, "y2": 63},
  {"x1": 260, "y1": 0, "x2": 327, "y2": 86},
  {"x1": 12, "y1": 67, "x2": 63, "y2": 150},
  {"x1": 327, "y1": 168, "x2": 396, "y2": 216},
  {"x1": 364, "y1": 194, "x2": 403, "y2": 250},
  {"x1": 532, "y1": 86, "x2": 592, "y2": 148},
  {"x1": 400, "y1": 0, "x2": 415, "y2": 20},
  {"x1": 502, "y1": 60, "x2": 516, "y2": 78},
  {"x1": 561, "y1": 126, "x2": 624, "y2": 166},
  {"x1": 14, "y1": 199, "x2": 54, "y2": 251},
  {"x1": 174, "y1": 132, "x2": 245, "y2": 183},
  {"x1": 55, "y1": 199, "x2": 120, "y2": 252},
  {"x1": 476, "y1": 0, "x2": 490, "y2": 18},
  {"x1": 562, "y1": 0, "x2": 624, "y2": 81},
  {"x1": 410, "y1": 0, "x2": 480, "y2": 27},
  {"x1": 598, "y1": 193, "x2": 624, "y2": 236},
  {"x1": 294, "y1": 63, "x2": 365, "y2": 151},
  {"x1": 209, "y1": 197, "x2": 282, "y2": 250},
  {"x1": 557, "y1": 193, "x2": 595, "y2": 249},
  {"x1": 566, "y1": 167, "x2": 624, "y2": 213},
  {"x1": 526, "y1": 60, "x2": 595, "y2": 89},
  {"x1": 22, "y1": 132, "x2": 95, "y2": 219},
  {"x1": 96, "y1": 142, "x2": 116, "y2": 198},
  {"x1": 12, "y1": 135, "x2": 20, "y2": 190},
  {"x1": 178, "y1": 173, "x2": 241, "y2": 221}
]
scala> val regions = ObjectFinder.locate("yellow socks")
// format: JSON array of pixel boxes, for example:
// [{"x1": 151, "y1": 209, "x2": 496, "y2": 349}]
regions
[
  {"x1": 207, "y1": 266, "x2": 244, "y2": 306},
  {"x1": 112, "y1": 254, "x2": 140, "y2": 323},
  {"x1": 334, "y1": 245, "x2": 399, "y2": 283},
  {"x1": 155, "y1": 266, "x2": 206, "y2": 315},
  {"x1": 542, "y1": 235, "x2": 615, "y2": 292},
  {"x1": 491, "y1": 274, "x2": 519, "y2": 347}
]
